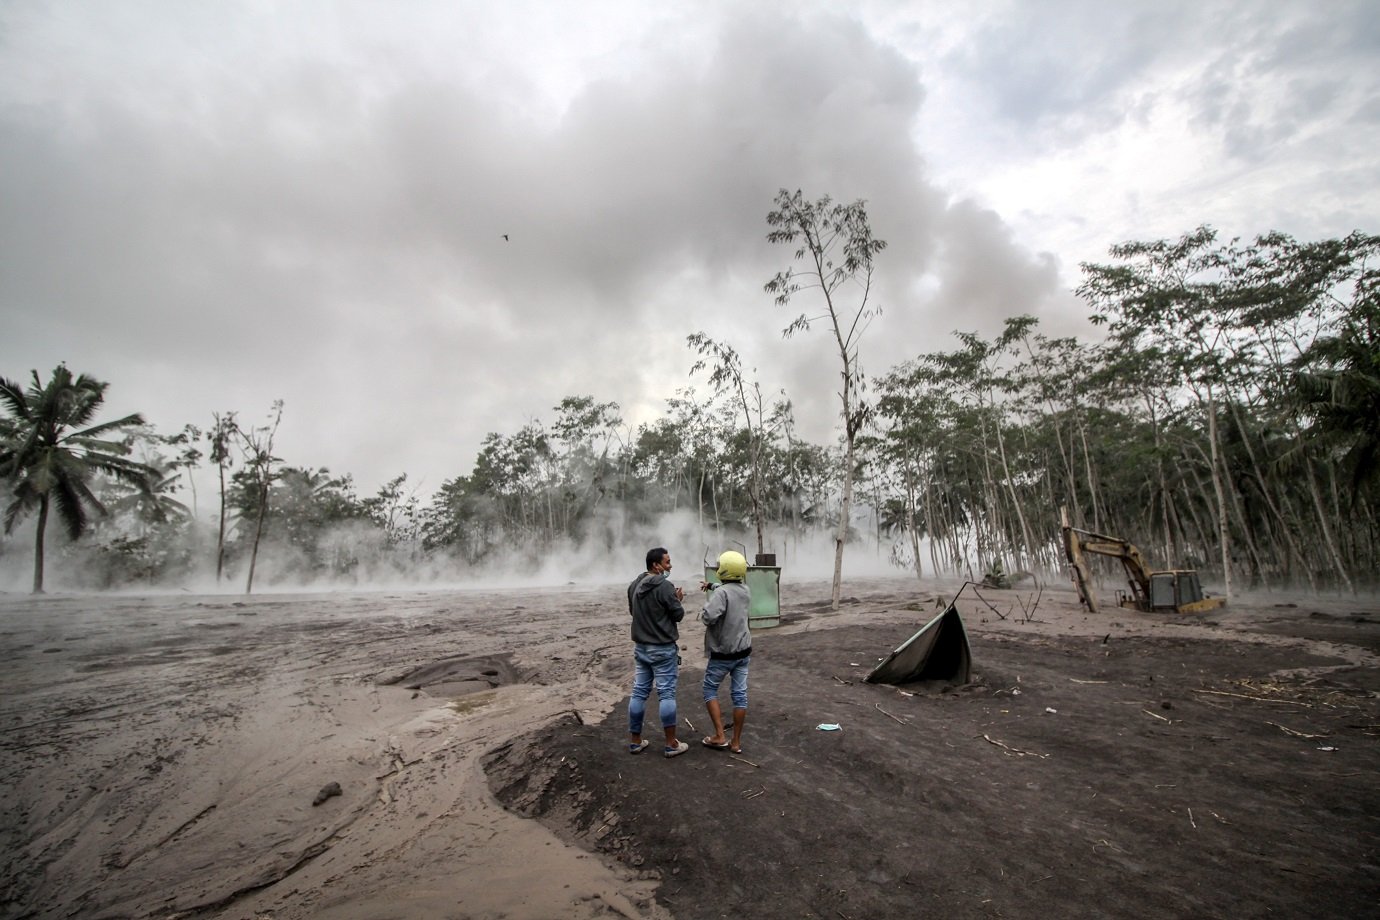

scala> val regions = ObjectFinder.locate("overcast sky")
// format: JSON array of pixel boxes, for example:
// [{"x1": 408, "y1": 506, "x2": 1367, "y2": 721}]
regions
[{"x1": 3, "y1": 0, "x2": 1377, "y2": 501}]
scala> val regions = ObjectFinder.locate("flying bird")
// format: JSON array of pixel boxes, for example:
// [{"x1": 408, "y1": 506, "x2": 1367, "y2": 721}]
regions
[{"x1": 502, "y1": 234, "x2": 509, "y2": 241}]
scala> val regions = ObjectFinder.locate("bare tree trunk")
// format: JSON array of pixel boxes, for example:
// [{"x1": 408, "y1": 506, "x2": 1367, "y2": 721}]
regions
[
  {"x1": 1160, "y1": 466, "x2": 1189, "y2": 567},
  {"x1": 1144, "y1": 389, "x2": 1176, "y2": 566},
  {"x1": 1177, "y1": 454, "x2": 1215, "y2": 567},
  {"x1": 975, "y1": 419, "x2": 1006, "y2": 573},
  {"x1": 832, "y1": 435, "x2": 853, "y2": 609},
  {"x1": 994, "y1": 416, "x2": 1035, "y2": 572},
  {"x1": 31, "y1": 496, "x2": 48, "y2": 594},
  {"x1": 1204, "y1": 388, "x2": 1234, "y2": 600},
  {"x1": 1186, "y1": 413, "x2": 1267, "y2": 588},
  {"x1": 215, "y1": 456, "x2": 228, "y2": 583},
  {"x1": 697, "y1": 466, "x2": 706, "y2": 539},
  {"x1": 212, "y1": 413, "x2": 232, "y2": 584},
  {"x1": 245, "y1": 482, "x2": 268, "y2": 595},
  {"x1": 1299, "y1": 432, "x2": 1355, "y2": 593},
  {"x1": 711, "y1": 472, "x2": 721, "y2": 542},
  {"x1": 922, "y1": 478, "x2": 942, "y2": 575},
  {"x1": 903, "y1": 456, "x2": 923, "y2": 580},
  {"x1": 1047, "y1": 412, "x2": 1081, "y2": 525},
  {"x1": 1226, "y1": 402, "x2": 1312, "y2": 589},
  {"x1": 1077, "y1": 419, "x2": 1103, "y2": 533}
]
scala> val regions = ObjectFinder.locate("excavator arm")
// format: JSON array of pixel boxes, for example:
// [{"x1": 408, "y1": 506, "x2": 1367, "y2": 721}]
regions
[{"x1": 1061, "y1": 508, "x2": 1153, "y2": 613}]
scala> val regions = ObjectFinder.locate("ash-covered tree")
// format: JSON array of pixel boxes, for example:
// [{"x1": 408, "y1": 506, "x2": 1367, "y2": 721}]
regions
[
  {"x1": 362, "y1": 473, "x2": 422, "y2": 548},
  {"x1": 687, "y1": 332, "x2": 783, "y2": 558},
  {"x1": 765, "y1": 189, "x2": 887, "y2": 609},
  {"x1": 268, "y1": 466, "x2": 368, "y2": 572},
  {"x1": 0, "y1": 365, "x2": 155, "y2": 593},
  {"x1": 1080, "y1": 227, "x2": 1379, "y2": 594},
  {"x1": 233, "y1": 401, "x2": 283, "y2": 594},
  {"x1": 630, "y1": 417, "x2": 689, "y2": 514},
  {"x1": 550, "y1": 396, "x2": 622, "y2": 537},
  {"x1": 667, "y1": 387, "x2": 733, "y2": 540},
  {"x1": 208, "y1": 411, "x2": 237, "y2": 582}
]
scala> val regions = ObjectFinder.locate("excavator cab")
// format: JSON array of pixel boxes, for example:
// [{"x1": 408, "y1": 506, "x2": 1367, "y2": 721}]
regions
[{"x1": 1144, "y1": 570, "x2": 1206, "y2": 611}]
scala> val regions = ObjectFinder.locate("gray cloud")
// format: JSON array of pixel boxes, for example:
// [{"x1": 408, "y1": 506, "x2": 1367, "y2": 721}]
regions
[{"x1": 0, "y1": 1, "x2": 1372, "y2": 496}]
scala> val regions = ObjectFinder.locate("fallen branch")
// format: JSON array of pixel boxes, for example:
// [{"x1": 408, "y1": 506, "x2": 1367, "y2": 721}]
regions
[
  {"x1": 1070, "y1": 678, "x2": 1108, "y2": 684},
  {"x1": 831, "y1": 675, "x2": 852, "y2": 685},
  {"x1": 684, "y1": 717, "x2": 696, "y2": 733},
  {"x1": 982, "y1": 734, "x2": 1049, "y2": 758},
  {"x1": 963, "y1": 583, "x2": 1007, "y2": 620},
  {"x1": 1016, "y1": 582, "x2": 1044, "y2": 624},
  {"x1": 1142, "y1": 709, "x2": 1173, "y2": 723},
  {"x1": 1265, "y1": 721, "x2": 1329, "y2": 740},
  {"x1": 875, "y1": 703, "x2": 908, "y2": 724},
  {"x1": 1191, "y1": 689, "x2": 1310, "y2": 707},
  {"x1": 730, "y1": 754, "x2": 761, "y2": 768}
]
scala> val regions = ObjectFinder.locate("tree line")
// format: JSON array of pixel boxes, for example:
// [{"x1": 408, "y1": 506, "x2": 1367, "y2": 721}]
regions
[{"x1": 3, "y1": 203, "x2": 1376, "y2": 595}]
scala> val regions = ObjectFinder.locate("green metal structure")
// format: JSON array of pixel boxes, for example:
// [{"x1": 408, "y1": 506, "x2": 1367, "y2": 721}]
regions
[{"x1": 701, "y1": 564, "x2": 781, "y2": 629}]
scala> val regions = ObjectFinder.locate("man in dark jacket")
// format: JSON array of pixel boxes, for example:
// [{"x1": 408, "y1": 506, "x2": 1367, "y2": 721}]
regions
[{"x1": 626, "y1": 546, "x2": 689, "y2": 757}]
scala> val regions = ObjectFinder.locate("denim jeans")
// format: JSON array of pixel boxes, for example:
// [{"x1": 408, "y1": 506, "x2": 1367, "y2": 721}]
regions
[
  {"x1": 628, "y1": 642, "x2": 679, "y2": 733},
  {"x1": 702, "y1": 655, "x2": 750, "y2": 710}
]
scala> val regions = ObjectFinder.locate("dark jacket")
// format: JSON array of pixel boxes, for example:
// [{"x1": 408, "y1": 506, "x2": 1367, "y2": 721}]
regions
[{"x1": 628, "y1": 571, "x2": 685, "y2": 645}]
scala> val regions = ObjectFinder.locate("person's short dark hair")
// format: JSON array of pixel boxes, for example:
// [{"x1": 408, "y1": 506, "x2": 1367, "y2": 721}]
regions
[{"x1": 646, "y1": 547, "x2": 669, "y2": 570}]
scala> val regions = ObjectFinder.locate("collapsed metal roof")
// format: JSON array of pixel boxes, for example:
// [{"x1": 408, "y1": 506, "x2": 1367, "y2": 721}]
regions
[{"x1": 864, "y1": 604, "x2": 972, "y2": 686}]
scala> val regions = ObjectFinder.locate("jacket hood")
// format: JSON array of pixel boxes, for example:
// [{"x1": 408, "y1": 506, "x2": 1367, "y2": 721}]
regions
[{"x1": 635, "y1": 572, "x2": 667, "y2": 597}]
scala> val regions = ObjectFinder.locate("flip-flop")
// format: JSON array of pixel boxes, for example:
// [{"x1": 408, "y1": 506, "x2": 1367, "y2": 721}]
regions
[
  {"x1": 628, "y1": 740, "x2": 651, "y2": 754},
  {"x1": 701, "y1": 737, "x2": 731, "y2": 750}
]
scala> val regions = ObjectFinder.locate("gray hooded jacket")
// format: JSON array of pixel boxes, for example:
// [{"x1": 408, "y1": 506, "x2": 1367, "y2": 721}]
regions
[
  {"x1": 628, "y1": 572, "x2": 684, "y2": 645},
  {"x1": 701, "y1": 581, "x2": 752, "y2": 660}
]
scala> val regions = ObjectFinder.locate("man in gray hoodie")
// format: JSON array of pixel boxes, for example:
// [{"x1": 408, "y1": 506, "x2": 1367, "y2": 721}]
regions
[{"x1": 626, "y1": 547, "x2": 689, "y2": 757}]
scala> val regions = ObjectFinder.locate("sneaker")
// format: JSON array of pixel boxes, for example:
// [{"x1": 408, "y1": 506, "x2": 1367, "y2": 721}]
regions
[
  {"x1": 664, "y1": 741, "x2": 689, "y2": 758},
  {"x1": 629, "y1": 740, "x2": 651, "y2": 755}
]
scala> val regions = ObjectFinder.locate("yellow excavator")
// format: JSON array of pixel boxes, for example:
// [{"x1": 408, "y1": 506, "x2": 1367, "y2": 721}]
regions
[{"x1": 1060, "y1": 507, "x2": 1226, "y2": 614}]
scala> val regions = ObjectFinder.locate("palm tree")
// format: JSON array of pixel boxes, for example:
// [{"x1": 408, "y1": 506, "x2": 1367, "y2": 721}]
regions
[
  {"x1": 0, "y1": 365, "x2": 155, "y2": 593},
  {"x1": 107, "y1": 469, "x2": 192, "y2": 530},
  {"x1": 1292, "y1": 295, "x2": 1380, "y2": 494}
]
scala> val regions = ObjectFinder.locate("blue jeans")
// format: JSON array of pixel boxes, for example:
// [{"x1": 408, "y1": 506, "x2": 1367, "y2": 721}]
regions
[
  {"x1": 628, "y1": 642, "x2": 679, "y2": 734},
  {"x1": 702, "y1": 655, "x2": 750, "y2": 710}
]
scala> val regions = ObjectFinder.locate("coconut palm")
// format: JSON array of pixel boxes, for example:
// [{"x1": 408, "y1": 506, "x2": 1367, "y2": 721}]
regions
[
  {"x1": 107, "y1": 469, "x2": 192, "y2": 530},
  {"x1": 1292, "y1": 295, "x2": 1380, "y2": 493},
  {"x1": 0, "y1": 365, "x2": 155, "y2": 593}
]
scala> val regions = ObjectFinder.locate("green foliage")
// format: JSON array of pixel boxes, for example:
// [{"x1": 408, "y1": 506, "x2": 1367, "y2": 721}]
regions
[
  {"x1": 1288, "y1": 236, "x2": 1380, "y2": 492},
  {"x1": 0, "y1": 365, "x2": 156, "y2": 592}
]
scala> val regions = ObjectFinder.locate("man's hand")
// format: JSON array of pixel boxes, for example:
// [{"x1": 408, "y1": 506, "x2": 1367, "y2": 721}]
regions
[{"x1": 674, "y1": 586, "x2": 685, "y2": 601}]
